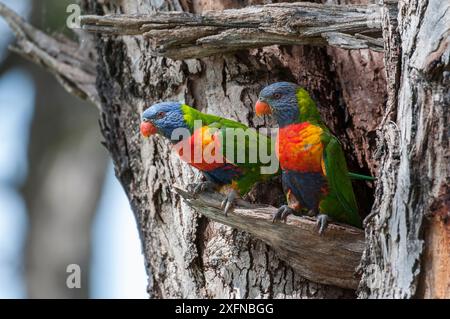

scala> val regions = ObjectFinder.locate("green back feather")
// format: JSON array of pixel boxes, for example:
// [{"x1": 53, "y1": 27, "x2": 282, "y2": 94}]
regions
[
  {"x1": 181, "y1": 104, "x2": 277, "y2": 195},
  {"x1": 296, "y1": 88, "x2": 322, "y2": 124},
  {"x1": 181, "y1": 104, "x2": 247, "y2": 131},
  {"x1": 321, "y1": 134, "x2": 361, "y2": 227},
  {"x1": 295, "y1": 90, "x2": 361, "y2": 227}
]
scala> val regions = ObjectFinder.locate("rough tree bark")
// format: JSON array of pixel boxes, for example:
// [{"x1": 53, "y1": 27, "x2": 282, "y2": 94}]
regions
[
  {"x1": 358, "y1": 0, "x2": 449, "y2": 299},
  {"x1": 1, "y1": 0, "x2": 448, "y2": 299}
]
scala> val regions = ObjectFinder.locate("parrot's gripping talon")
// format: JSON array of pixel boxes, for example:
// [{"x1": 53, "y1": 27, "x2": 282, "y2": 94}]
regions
[
  {"x1": 272, "y1": 205, "x2": 294, "y2": 223},
  {"x1": 316, "y1": 214, "x2": 329, "y2": 235},
  {"x1": 220, "y1": 190, "x2": 238, "y2": 216},
  {"x1": 191, "y1": 181, "x2": 218, "y2": 195}
]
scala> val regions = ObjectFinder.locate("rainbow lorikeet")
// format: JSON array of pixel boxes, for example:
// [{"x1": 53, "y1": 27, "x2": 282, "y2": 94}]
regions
[
  {"x1": 255, "y1": 82, "x2": 365, "y2": 233},
  {"x1": 140, "y1": 102, "x2": 275, "y2": 215}
]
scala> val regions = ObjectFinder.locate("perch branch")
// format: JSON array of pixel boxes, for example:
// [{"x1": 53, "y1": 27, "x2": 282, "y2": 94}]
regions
[
  {"x1": 80, "y1": 2, "x2": 383, "y2": 59},
  {"x1": 0, "y1": 3, "x2": 99, "y2": 107},
  {"x1": 173, "y1": 186, "x2": 365, "y2": 290}
]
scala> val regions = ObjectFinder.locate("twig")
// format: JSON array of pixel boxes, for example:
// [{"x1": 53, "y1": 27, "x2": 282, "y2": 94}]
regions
[{"x1": 0, "y1": 3, "x2": 99, "y2": 107}]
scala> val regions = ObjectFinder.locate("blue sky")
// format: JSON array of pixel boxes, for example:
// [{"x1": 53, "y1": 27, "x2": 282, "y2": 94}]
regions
[
  {"x1": 0, "y1": 66, "x2": 34, "y2": 300},
  {"x1": 90, "y1": 164, "x2": 148, "y2": 298},
  {"x1": 0, "y1": 0, "x2": 147, "y2": 298}
]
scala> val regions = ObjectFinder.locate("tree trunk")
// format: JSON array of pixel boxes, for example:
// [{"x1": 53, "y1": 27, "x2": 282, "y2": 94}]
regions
[
  {"x1": 1, "y1": 0, "x2": 447, "y2": 299},
  {"x1": 358, "y1": 0, "x2": 449, "y2": 299},
  {"x1": 87, "y1": 0, "x2": 382, "y2": 298}
]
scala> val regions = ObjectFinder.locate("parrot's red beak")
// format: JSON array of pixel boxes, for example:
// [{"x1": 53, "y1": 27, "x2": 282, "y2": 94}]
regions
[
  {"x1": 255, "y1": 100, "x2": 272, "y2": 116},
  {"x1": 140, "y1": 121, "x2": 157, "y2": 137}
]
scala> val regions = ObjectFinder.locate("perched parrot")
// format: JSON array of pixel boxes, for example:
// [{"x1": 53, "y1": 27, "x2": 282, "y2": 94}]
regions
[
  {"x1": 140, "y1": 101, "x2": 276, "y2": 215},
  {"x1": 255, "y1": 82, "x2": 366, "y2": 233}
]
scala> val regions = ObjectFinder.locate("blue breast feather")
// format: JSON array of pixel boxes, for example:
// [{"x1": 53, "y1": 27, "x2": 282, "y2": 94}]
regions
[
  {"x1": 203, "y1": 164, "x2": 243, "y2": 185},
  {"x1": 282, "y1": 170, "x2": 326, "y2": 212}
]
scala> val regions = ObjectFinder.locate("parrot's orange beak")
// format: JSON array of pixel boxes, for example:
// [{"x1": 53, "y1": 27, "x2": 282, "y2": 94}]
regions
[
  {"x1": 140, "y1": 121, "x2": 157, "y2": 137},
  {"x1": 255, "y1": 100, "x2": 272, "y2": 116}
]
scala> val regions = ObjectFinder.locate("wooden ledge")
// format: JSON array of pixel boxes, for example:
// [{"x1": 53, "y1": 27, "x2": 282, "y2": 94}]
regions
[{"x1": 174, "y1": 186, "x2": 365, "y2": 289}]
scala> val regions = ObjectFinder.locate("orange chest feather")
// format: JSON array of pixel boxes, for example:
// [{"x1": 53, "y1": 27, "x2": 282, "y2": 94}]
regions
[
  {"x1": 174, "y1": 126, "x2": 225, "y2": 171},
  {"x1": 276, "y1": 123, "x2": 325, "y2": 173}
]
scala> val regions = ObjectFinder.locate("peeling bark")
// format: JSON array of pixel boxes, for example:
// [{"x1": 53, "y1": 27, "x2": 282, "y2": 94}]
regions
[
  {"x1": 80, "y1": 2, "x2": 383, "y2": 59},
  {"x1": 174, "y1": 186, "x2": 364, "y2": 290},
  {"x1": 358, "y1": 0, "x2": 449, "y2": 298}
]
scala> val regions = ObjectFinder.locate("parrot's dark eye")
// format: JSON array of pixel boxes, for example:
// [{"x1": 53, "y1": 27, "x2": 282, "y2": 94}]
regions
[
  {"x1": 273, "y1": 93, "x2": 282, "y2": 99},
  {"x1": 156, "y1": 111, "x2": 165, "y2": 119},
  {"x1": 142, "y1": 118, "x2": 149, "y2": 122}
]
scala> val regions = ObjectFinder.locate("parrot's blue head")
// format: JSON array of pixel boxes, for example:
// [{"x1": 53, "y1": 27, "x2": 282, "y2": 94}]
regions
[
  {"x1": 141, "y1": 101, "x2": 189, "y2": 142},
  {"x1": 255, "y1": 82, "x2": 300, "y2": 127}
]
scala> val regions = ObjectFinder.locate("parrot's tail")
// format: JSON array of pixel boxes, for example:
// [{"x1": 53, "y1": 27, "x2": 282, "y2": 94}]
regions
[{"x1": 348, "y1": 172, "x2": 376, "y2": 181}]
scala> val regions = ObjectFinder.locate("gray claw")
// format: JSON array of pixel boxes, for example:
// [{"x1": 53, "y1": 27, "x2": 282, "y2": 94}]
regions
[
  {"x1": 306, "y1": 209, "x2": 317, "y2": 217},
  {"x1": 316, "y1": 214, "x2": 329, "y2": 235},
  {"x1": 272, "y1": 205, "x2": 294, "y2": 223},
  {"x1": 221, "y1": 190, "x2": 238, "y2": 216},
  {"x1": 191, "y1": 181, "x2": 217, "y2": 195}
]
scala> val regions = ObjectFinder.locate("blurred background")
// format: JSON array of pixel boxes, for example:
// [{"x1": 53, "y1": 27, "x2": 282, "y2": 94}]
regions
[{"x1": 0, "y1": 0, "x2": 147, "y2": 298}]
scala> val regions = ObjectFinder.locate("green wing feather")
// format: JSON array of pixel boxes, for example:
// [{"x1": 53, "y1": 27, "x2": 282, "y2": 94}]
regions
[
  {"x1": 181, "y1": 104, "x2": 247, "y2": 130},
  {"x1": 321, "y1": 133, "x2": 361, "y2": 227},
  {"x1": 181, "y1": 104, "x2": 277, "y2": 194}
]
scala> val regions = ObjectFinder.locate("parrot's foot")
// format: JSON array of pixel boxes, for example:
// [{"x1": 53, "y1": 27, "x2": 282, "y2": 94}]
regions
[
  {"x1": 190, "y1": 181, "x2": 218, "y2": 195},
  {"x1": 316, "y1": 214, "x2": 329, "y2": 235},
  {"x1": 221, "y1": 190, "x2": 238, "y2": 216},
  {"x1": 306, "y1": 209, "x2": 317, "y2": 217},
  {"x1": 272, "y1": 205, "x2": 295, "y2": 223}
]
